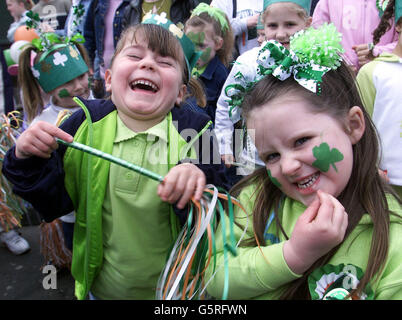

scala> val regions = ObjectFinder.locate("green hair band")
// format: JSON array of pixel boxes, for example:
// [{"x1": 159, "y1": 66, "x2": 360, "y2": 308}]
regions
[{"x1": 191, "y1": 3, "x2": 229, "y2": 32}]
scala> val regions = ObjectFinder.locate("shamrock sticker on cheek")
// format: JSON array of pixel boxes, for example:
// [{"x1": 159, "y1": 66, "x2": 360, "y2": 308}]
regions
[
  {"x1": 267, "y1": 169, "x2": 282, "y2": 188},
  {"x1": 312, "y1": 142, "x2": 344, "y2": 173}
]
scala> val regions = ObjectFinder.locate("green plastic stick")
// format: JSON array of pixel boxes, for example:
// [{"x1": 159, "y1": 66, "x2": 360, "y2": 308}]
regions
[{"x1": 56, "y1": 138, "x2": 164, "y2": 182}]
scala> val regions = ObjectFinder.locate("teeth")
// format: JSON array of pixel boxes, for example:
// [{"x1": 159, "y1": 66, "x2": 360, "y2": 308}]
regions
[
  {"x1": 297, "y1": 173, "x2": 319, "y2": 189},
  {"x1": 132, "y1": 79, "x2": 158, "y2": 91}
]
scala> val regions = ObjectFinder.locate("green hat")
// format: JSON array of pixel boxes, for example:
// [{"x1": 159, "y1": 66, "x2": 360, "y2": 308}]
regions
[
  {"x1": 263, "y1": 0, "x2": 312, "y2": 14},
  {"x1": 396, "y1": 0, "x2": 402, "y2": 23},
  {"x1": 142, "y1": 12, "x2": 202, "y2": 74},
  {"x1": 32, "y1": 44, "x2": 88, "y2": 93}
]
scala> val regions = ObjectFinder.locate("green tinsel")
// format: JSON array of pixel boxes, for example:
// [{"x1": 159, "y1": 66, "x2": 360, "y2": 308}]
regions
[{"x1": 290, "y1": 23, "x2": 344, "y2": 70}]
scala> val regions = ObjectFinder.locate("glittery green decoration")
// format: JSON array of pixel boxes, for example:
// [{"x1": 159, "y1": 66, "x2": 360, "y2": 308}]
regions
[{"x1": 290, "y1": 23, "x2": 344, "y2": 70}]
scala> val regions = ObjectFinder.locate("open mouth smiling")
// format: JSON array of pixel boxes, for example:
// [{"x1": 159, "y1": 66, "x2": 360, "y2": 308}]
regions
[
  {"x1": 130, "y1": 79, "x2": 159, "y2": 93},
  {"x1": 295, "y1": 172, "x2": 320, "y2": 190}
]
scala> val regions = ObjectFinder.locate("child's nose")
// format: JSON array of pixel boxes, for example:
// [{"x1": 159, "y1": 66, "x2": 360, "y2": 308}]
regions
[
  {"x1": 276, "y1": 27, "x2": 287, "y2": 40},
  {"x1": 139, "y1": 55, "x2": 156, "y2": 70},
  {"x1": 280, "y1": 154, "x2": 302, "y2": 176}
]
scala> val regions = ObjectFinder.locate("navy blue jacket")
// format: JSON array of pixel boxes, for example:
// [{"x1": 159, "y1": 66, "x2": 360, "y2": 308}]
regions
[{"x1": 2, "y1": 99, "x2": 229, "y2": 225}]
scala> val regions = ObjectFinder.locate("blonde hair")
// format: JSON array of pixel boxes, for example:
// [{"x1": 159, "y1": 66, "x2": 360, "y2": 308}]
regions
[
  {"x1": 111, "y1": 24, "x2": 206, "y2": 107},
  {"x1": 18, "y1": 43, "x2": 90, "y2": 123},
  {"x1": 184, "y1": 12, "x2": 234, "y2": 67},
  {"x1": 262, "y1": 2, "x2": 310, "y2": 22}
]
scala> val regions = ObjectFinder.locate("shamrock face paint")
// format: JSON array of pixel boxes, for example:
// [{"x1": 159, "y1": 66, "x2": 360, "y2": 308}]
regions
[
  {"x1": 185, "y1": 24, "x2": 221, "y2": 68},
  {"x1": 248, "y1": 93, "x2": 355, "y2": 206},
  {"x1": 58, "y1": 88, "x2": 71, "y2": 98},
  {"x1": 51, "y1": 72, "x2": 90, "y2": 108},
  {"x1": 267, "y1": 169, "x2": 282, "y2": 188},
  {"x1": 312, "y1": 142, "x2": 344, "y2": 173}
]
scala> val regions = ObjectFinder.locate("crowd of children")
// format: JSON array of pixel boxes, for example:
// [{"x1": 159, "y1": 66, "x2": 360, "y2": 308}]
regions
[{"x1": 1, "y1": 0, "x2": 402, "y2": 300}]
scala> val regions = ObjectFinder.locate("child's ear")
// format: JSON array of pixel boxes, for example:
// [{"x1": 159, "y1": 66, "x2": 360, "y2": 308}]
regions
[
  {"x1": 104, "y1": 69, "x2": 112, "y2": 92},
  {"x1": 346, "y1": 106, "x2": 365, "y2": 145},
  {"x1": 305, "y1": 16, "x2": 312, "y2": 28},
  {"x1": 175, "y1": 84, "x2": 187, "y2": 105},
  {"x1": 214, "y1": 36, "x2": 224, "y2": 51}
]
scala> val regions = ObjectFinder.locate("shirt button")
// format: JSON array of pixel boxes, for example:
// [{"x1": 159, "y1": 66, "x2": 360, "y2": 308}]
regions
[{"x1": 125, "y1": 172, "x2": 133, "y2": 179}]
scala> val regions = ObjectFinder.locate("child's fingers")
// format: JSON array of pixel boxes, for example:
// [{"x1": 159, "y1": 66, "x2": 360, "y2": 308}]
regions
[
  {"x1": 176, "y1": 175, "x2": 197, "y2": 209},
  {"x1": 193, "y1": 174, "x2": 206, "y2": 201},
  {"x1": 314, "y1": 190, "x2": 335, "y2": 225}
]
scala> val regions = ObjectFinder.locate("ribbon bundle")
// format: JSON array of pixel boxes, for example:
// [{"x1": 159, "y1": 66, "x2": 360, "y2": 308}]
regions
[{"x1": 0, "y1": 112, "x2": 29, "y2": 230}]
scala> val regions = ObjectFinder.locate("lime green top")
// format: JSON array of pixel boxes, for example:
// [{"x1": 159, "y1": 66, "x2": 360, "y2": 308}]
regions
[
  {"x1": 205, "y1": 184, "x2": 402, "y2": 299},
  {"x1": 91, "y1": 116, "x2": 172, "y2": 299}
]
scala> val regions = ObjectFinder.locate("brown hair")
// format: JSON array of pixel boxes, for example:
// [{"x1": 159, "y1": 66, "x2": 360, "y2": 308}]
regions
[
  {"x1": 18, "y1": 42, "x2": 90, "y2": 123},
  {"x1": 184, "y1": 12, "x2": 234, "y2": 67},
  {"x1": 111, "y1": 24, "x2": 206, "y2": 107},
  {"x1": 231, "y1": 60, "x2": 402, "y2": 299},
  {"x1": 372, "y1": 0, "x2": 402, "y2": 45}
]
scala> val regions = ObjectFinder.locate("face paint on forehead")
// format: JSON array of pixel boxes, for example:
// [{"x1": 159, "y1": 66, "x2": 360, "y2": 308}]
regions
[
  {"x1": 267, "y1": 169, "x2": 282, "y2": 188},
  {"x1": 312, "y1": 142, "x2": 344, "y2": 173},
  {"x1": 58, "y1": 88, "x2": 71, "y2": 98}
]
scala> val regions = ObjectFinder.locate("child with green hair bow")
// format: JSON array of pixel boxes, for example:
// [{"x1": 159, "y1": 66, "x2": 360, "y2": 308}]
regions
[
  {"x1": 183, "y1": 3, "x2": 234, "y2": 123},
  {"x1": 205, "y1": 23, "x2": 402, "y2": 301}
]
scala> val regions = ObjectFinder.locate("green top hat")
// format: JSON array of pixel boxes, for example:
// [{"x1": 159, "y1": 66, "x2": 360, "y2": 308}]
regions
[
  {"x1": 32, "y1": 44, "x2": 88, "y2": 93},
  {"x1": 396, "y1": 0, "x2": 402, "y2": 23},
  {"x1": 142, "y1": 12, "x2": 202, "y2": 75},
  {"x1": 263, "y1": 0, "x2": 312, "y2": 14}
]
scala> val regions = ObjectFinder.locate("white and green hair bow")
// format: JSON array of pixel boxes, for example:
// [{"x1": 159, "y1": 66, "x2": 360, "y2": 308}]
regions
[{"x1": 225, "y1": 23, "x2": 344, "y2": 121}]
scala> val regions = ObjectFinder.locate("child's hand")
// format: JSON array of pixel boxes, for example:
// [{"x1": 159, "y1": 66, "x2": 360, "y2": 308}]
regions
[
  {"x1": 15, "y1": 121, "x2": 73, "y2": 159},
  {"x1": 352, "y1": 44, "x2": 373, "y2": 66},
  {"x1": 221, "y1": 154, "x2": 234, "y2": 168},
  {"x1": 283, "y1": 190, "x2": 348, "y2": 274},
  {"x1": 157, "y1": 163, "x2": 206, "y2": 209}
]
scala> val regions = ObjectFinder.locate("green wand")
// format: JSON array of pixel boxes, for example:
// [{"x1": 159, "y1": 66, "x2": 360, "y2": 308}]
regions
[{"x1": 56, "y1": 138, "x2": 164, "y2": 183}]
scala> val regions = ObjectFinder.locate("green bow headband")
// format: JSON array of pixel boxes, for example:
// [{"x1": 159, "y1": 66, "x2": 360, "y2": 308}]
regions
[
  {"x1": 191, "y1": 3, "x2": 229, "y2": 32},
  {"x1": 225, "y1": 23, "x2": 344, "y2": 120},
  {"x1": 142, "y1": 12, "x2": 202, "y2": 76}
]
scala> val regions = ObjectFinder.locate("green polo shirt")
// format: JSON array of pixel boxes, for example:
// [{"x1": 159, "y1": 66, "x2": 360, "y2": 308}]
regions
[{"x1": 91, "y1": 116, "x2": 173, "y2": 299}]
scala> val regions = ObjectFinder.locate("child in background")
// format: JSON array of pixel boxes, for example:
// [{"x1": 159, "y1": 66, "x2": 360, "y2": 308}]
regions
[
  {"x1": 210, "y1": 0, "x2": 264, "y2": 57},
  {"x1": 83, "y1": 0, "x2": 132, "y2": 99},
  {"x1": 206, "y1": 25, "x2": 402, "y2": 300},
  {"x1": 2, "y1": 14, "x2": 227, "y2": 300},
  {"x1": 6, "y1": 0, "x2": 34, "y2": 42},
  {"x1": 32, "y1": 0, "x2": 71, "y2": 36},
  {"x1": 357, "y1": 0, "x2": 402, "y2": 200},
  {"x1": 312, "y1": 0, "x2": 399, "y2": 72},
  {"x1": 214, "y1": 0, "x2": 312, "y2": 187},
  {"x1": 256, "y1": 13, "x2": 265, "y2": 46},
  {"x1": 184, "y1": 3, "x2": 234, "y2": 123},
  {"x1": 17, "y1": 20, "x2": 92, "y2": 257}
]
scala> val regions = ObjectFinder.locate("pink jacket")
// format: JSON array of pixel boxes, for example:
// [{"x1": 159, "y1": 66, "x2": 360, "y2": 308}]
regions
[{"x1": 312, "y1": 0, "x2": 397, "y2": 70}]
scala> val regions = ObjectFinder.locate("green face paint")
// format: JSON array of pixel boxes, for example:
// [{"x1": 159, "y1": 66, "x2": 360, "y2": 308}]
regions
[
  {"x1": 312, "y1": 142, "x2": 344, "y2": 172},
  {"x1": 267, "y1": 169, "x2": 282, "y2": 188},
  {"x1": 200, "y1": 47, "x2": 212, "y2": 63},
  {"x1": 186, "y1": 31, "x2": 212, "y2": 64},
  {"x1": 58, "y1": 88, "x2": 71, "y2": 98}
]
